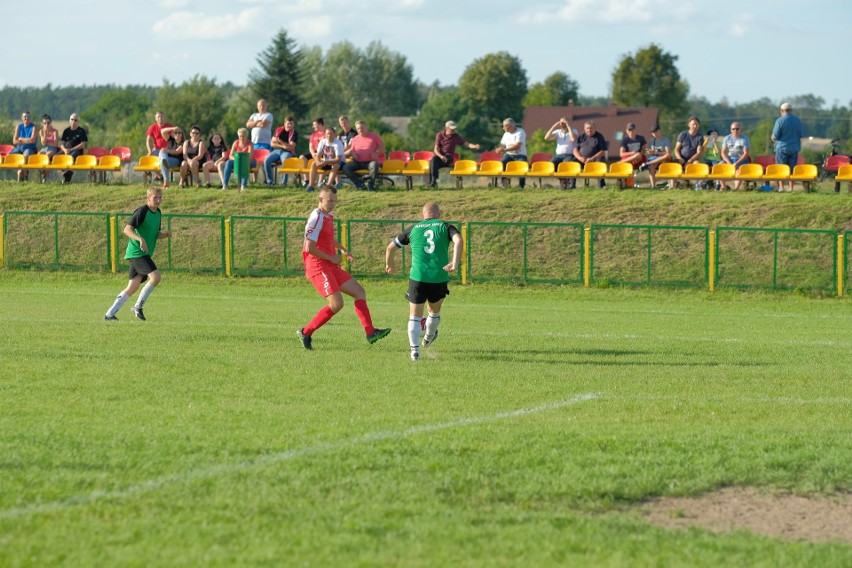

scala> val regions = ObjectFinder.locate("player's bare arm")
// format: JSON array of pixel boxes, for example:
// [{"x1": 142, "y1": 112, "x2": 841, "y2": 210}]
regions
[
  {"x1": 123, "y1": 224, "x2": 148, "y2": 253},
  {"x1": 444, "y1": 233, "x2": 463, "y2": 272}
]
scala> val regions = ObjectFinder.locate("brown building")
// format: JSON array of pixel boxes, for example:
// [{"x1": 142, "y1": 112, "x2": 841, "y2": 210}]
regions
[{"x1": 522, "y1": 103, "x2": 659, "y2": 160}]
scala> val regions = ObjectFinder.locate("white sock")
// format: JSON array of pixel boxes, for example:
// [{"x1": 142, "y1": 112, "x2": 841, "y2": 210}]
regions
[
  {"x1": 106, "y1": 292, "x2": 130, "y2": 317},
  {"x1": 425, "y1": 312, "x2": 440, "y2": 338},
  {"x1": 134, "y1": 282, "x2": 156, "y2": 309},
  {"x1": 408, "y1": 316, "x2": 422, "y2": 348}
]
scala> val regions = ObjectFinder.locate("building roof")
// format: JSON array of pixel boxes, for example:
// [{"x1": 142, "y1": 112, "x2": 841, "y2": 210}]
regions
[{"x1": 522, "y1": 103, "x2": 660, "y2": 158}]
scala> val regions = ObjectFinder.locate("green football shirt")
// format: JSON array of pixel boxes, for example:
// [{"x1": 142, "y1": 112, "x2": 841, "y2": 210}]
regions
[
  {"x1": 395, "y1": 219, "x2": 459, "y2": 283},
  {"x1": 124, "y1": 204, "x2": 162, "y2": 259}
]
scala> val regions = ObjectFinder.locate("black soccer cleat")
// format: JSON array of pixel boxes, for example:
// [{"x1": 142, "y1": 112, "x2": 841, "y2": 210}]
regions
[
  {"x1": 366, "y1": 328, "x2": 391, "y2": 344},
  {"x1": 297, "y1": 328, "x2": 313, "y2": 350},
  {"x1": 131, "y1": 306, "x2": 146, "y2": 321}
]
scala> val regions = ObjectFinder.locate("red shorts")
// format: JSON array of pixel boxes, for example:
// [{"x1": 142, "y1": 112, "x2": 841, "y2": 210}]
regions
[{"x1": 307, "y1": 264, "x2": 352, "y2": 297}]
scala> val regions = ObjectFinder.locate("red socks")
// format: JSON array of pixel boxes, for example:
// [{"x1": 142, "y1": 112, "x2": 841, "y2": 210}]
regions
[
  {"x1": 353, "y1": 299, "x2": 375, "y2": 335},
  {"x1": 304, "y1": 306, "x2": 334, "y2": 336}
]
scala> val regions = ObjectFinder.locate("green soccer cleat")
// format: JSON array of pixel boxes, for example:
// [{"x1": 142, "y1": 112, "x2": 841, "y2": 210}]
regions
[{"x1": 366, "y1": 328, "x2": 391, "y2": 344}]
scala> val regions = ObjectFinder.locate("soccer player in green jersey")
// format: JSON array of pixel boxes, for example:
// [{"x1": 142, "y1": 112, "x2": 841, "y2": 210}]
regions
[
  {"x1": 385, "y1": 202, "x2": 463, "y2": 361},
  {"x1": 104, "y1": 187, "x2": 172, "y2": 321}
]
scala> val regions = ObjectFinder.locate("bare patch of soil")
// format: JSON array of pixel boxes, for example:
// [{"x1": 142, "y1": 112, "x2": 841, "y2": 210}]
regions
[{"x1": 641, "y1": 487, "x2": 852, "y2": 543}]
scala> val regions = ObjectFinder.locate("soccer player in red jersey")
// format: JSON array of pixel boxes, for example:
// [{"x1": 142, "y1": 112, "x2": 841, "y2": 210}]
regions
[{"x1": 297, "y1": 185, "x2": 391, "y2": 350}]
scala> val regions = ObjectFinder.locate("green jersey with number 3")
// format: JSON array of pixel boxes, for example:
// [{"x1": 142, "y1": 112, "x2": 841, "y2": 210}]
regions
[{"x1": 395, "y1": 219, "x2": 459, "y2": 283}]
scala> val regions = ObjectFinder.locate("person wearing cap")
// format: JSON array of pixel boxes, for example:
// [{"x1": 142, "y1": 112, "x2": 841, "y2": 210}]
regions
[
  {"x1": 428, "y1": 120, "x2": 480, "y2": 188},
  {"x1": 772, "y1": 102, "x2": 803, "y2": 192},
  {"x1": 619, "y1": 122, "x2": 647, "y2": 169},
  {"x1": 496, "y1": 118, "x2": 528, "y2": 188},
  {"x1": 9, "y1": 111, "x2": 38, "y2": 182},
  {"x1": 641, "y1": 125, "x2": 672, "y2": 188}
]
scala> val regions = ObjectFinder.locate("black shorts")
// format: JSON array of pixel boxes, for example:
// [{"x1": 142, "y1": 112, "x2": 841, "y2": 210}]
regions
[
  {"x1": 129, "y1": 256, "x2": 158, "y2": 283},
  {"x1": 406, "y1": 280, "x2": 449, "y2": 304}
]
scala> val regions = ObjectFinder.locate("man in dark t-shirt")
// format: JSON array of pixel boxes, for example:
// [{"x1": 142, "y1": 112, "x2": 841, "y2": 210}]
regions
[
  {"x1": 573, "y1": 120, "x2": 608, "y2": 188},
  {"x1": 59, "y1": 113, "x2": 88, "y2": 183}
]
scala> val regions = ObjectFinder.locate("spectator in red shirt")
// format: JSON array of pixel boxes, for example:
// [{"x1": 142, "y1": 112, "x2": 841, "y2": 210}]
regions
[{"x1": 342, "y1": 121, "x2": 385, "y2": 191}]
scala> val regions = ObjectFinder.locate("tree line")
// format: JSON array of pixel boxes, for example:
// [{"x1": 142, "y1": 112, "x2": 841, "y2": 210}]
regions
[{"x1": 2, "y1": 32, "x2": 850, "y2": 162}]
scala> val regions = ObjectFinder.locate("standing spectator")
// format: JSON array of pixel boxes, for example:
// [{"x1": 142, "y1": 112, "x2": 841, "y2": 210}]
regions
[
  {"x1": 342, "y1": 120, "x2": 385, "y2": 191},
  {"x1": 674, "y1": 116, "x2": 704, "y2": 189},
  {"x1": 619, "y1": 122, "x2": 647, "y2": 169},
  {"x1": 641, "y1": 125, "x2": 672, "y2": 189},
  {"x1": 721, "y1": 122, "x2": 751, "y2": 190},
  {"x1": 59, "y1": 113, "x2": 88, "y2": 184},
  {"x1": 296, "y1": 185, "x2": 391, "y2": 350},
  {"x1": 38, "y1": 114, "x2": 60, "y2": 183},
  {"x1": 221, "y1": 128, "x2": 254, "y2": 191},
  {"x1": 772, "y1": 102, "x2": 804, "y2": 192},
  {"x1": 496, "y1": 118, "x2": 528, "y2": 189},
  {"x1": 545, "y1": 117, "x2": 578, "y2": 169},
  {"x1": 9, "y1": 111, "x2": 38, "y2": 181},
  {"x1": 180, "y1": 125, "x2": 207, "y2": 188},
  {"x1": 103, "y1": 186, "x2": 172, "y2": 322},
  {"x1": 263, "y1": 116, "x2": 298, "y2": 186},
  {"x1": 157, "y1": 126, "x2": 184, "y2": 189},
  {"x1": 338, "y1": 115, "x2": 358, "y2": 151},
  {"x1": 384, "y1": 202, "x2": 463, "y2": 362},
  {"x1": 246, "y1": 99, "x2": 273, "y2": 150},
  {"x1": 428, "y1": 120, "x2": 480, "y2": 188},
  {"x1": 573, "y1": 120, "x2": 608, "y2": 188},
  {"x1": 201, "y1": 132, "x2": 228, "y2": 188},
  {"x1": 146, "y1": 111, "x2": 172, "y2": 182},
  {"x1": 301, "y1": 118, "x2": 326, "y2": 161},
  {"x1": 307, "y1": 127, "x2": 345, "y2": 191}
]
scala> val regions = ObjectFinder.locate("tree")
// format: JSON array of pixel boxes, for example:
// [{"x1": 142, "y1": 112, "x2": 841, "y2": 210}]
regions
[
  {"x1": 153, "y1": 76, "x2": 226, "y2": 137},
  {"x1": 406, "y1": 87, "x2": 490, "y2": 155},
  {"x1": 248, "y1": 29, "x2": 308, "y2": 119},
  {"x1": 459, "y1": 52, "x2": 528, "y2": 131},
  {"x1": 81, "y1": 88, "x2": 153, "y2": 157},
  {"x1": 611, "y1": 44, "x2": 689, "y2": 124},
  {"x1": 522, "y1": 72, "x2": 579, "y2": 107}
]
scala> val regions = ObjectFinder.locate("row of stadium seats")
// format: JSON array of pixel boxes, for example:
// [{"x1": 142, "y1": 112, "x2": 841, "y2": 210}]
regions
[
  {"x1": 0, "y1": 145, "x2": 132, "y2": 162},
  {"x1": 0, "y1": 153, "x2": 122, "y2": 182},
  {"x1": 655, "y1": 163, "x2": 819, "y2": 191},
  {"x1": 450, "y1": 160, "x2": 633, "y2": 189}
]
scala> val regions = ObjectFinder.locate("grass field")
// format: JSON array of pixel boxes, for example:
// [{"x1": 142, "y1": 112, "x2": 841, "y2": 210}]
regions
[{"x1": 1, "y1": 271, "x2": 850, "y2": 566}]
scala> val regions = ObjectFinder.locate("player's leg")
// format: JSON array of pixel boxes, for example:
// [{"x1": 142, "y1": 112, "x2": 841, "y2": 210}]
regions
[
  {"x1": 408, "y1": 301, "x2": 426, "y2": 361},
  {"x1": 339, "y1": 273, "x2": 390, "y2": 343},
  {"x1": 423, "y1": 297, "x2": 445, "y2": 347},
  {"x1": 299, "y1": 271, "x2": 343, "y2": 349},
  {"x1": 105, "y1": 273, "x2": 143, "y2": 320}
]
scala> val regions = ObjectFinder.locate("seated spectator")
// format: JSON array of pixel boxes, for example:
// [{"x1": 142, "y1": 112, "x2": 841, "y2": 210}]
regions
[
  {"x1": 721, "y1": 122, "x2": 751, "y2": 190},
  {"x1": 247, "y1": 99, "x2": 273, "y2": 151},
  {"x1": 428, "y1": 120, "x2": 480, "y2": 187},
  {"x1": 573, "y1": 120, "x2": 608, "y2": 188},
  {"x1": 9, "y1": 111, "x2": 38, "y2": 182},
  {"x1": 342, "y1": 120, "x2": 385, "y2": 191},
  {"x1": 301, "y1": 117, "x2": 326, "y2": 161},
  {"x1": 202, "y1": 132, "x2": 229, "y2": 188},
  {"x1": 38, "y1": 114, "x2": 60, "y2": 183},
  {"x1": 545, "y1": 117, "x2": 578, "y2": 169},
  {"x1": 264, "y1": 116, "x2": 298, "y2": 186},
  {"x1": 641, "y1": 125, "x2": 672, "y2": 188},
  {"x1": 59, "y1": 113, "x2": 88, "y2": 184},
  {"x1": 308, "y1": 127, "x2": 345, "y2": 191},
  {"x1": 146, "y1": 111, "x2": 173, "y2": 182},
  {"x1": 180, "y1": 125, "x2": 207, "y2": 188},
  {"x1": 338, "y1": 115, "x2": 357, "y2": 151},
  {"x1": 619, "y1": 122, "x2": 646, "y2": 170},
  {"x1": 220, "y1": 127, "x2": 254, "y2": 191},
  {"x1": 158, "y1": 126, "x2": 185, "y2": 188},
  {"x1": 496, "y1": 117, "x2": 528, "y2": 189},
  {"x1": 674, "y1": 116, "x2": 704, "y2": 189},
  {"x1": 702, "y1": 129, "x2": 722, "y2": 189}
]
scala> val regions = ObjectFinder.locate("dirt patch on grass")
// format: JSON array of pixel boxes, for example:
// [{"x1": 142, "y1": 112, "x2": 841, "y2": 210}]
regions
[{"x1": 641, "y1": 487, "x2": 852, "y2": 543}]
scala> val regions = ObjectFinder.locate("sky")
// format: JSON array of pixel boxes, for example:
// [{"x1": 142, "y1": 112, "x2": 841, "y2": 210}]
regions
[{"x1": 4, "y1": 0, "x2": 850, "y2": 108}]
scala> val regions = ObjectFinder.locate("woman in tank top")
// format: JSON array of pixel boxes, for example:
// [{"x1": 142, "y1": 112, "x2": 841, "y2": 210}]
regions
[
  {"x1": 38, "y1": 114, "x2": 60, "y2": 182},
  {"x1": 202, "y1": 132, "x2": 228, "y2": 188},
  {"x1": 180, "y1": 125, "x2": 207, "y2": 188}
]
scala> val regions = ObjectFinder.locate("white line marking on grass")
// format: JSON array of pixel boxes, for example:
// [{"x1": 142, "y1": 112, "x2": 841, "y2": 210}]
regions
[{"x1": 0, "y1": 393, "x2": 599, "y2": 520}]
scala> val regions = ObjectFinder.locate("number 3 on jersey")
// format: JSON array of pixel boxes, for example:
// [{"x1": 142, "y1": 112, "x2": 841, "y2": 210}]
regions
[{"x1": 423, "y1": 229, "x2": 435, "y2": 254}]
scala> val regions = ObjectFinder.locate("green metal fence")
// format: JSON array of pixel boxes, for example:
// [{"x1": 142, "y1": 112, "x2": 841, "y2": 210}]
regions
[
  {"x1": 466, "y1": 221, "x2": 584, "y2": 284},
  {"x1": 590, "y1": 224, "x2": 708, "y2": 287},
  {"x1": 715, "y1": 227, "x2": 837, "y2": 291},
  {"x1": 3, "y1": 211, "x2": 111, "y2": 270},
  {"x1": 229, "y1": 216, "x2": 320, "y2": 277},
  {"x1": 114, "y1": 212, "x2": 226, "y2": 274}
]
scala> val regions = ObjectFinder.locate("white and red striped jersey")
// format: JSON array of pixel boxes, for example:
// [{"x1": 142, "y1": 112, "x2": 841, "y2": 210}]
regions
[{"x1": 303, "y1": 208, "x2": 336, "y2": 275}]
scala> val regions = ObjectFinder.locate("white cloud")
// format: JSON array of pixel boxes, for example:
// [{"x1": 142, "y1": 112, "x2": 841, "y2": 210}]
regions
[
  {"x1": 157, "y1": 0, "x2": 190, "y2": 7},
  {"x1": 288, "y1": 16, "x2": 333, "y2": 39},
  {"x1": 152, "y1": 8, "x2": 265, "y2": 40},
  {"x1": 521, "y1": 0, "x2": 663, "y2": 25},
  {"x1": 728, "y1": 14, "x2": 752, "y2": 38}
]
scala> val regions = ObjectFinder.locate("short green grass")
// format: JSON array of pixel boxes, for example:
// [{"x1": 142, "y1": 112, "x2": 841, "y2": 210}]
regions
[{"x1": 1, "y1": 271, "x2": 850, "y2": 566}]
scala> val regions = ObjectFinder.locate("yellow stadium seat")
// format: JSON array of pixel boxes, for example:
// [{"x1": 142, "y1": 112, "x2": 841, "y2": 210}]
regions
[
  {"x1": 0, "y1": 154, "x2": 25, "y2": 170},
  {"x1": 449, "y1": 159, "x2": 477, "y2": 188},
  {"x1": 653, "y1": 162, "x2": 682, "y2": 185},
  {"x1": 736, "y1": 163, "x2": 763, "y2": 180},
  {"x1": 577, "y1": 161, "x2": 607, "y2": 178},
  {"x1": 477, "y1": 160, "x2": 504, "y2": 187},
  {"x1": 402, "y1": 159, "x2": 429, "y2": 189},
  {"x1": 133, "y1": 155, "x2": 161, "y2": 184},
  {"x1": 71, "y1": 154, "x2": 98, "y2": 182},
  {"x1": 93, "y1": 155, "x2": 122, "y2": 183},
  {"x1": 26, "y1": 154, "x2": 50, "y2": 169},
  {"x1": 552, "y1": 161, "x2": 581, "y2": 189},
  {"x1": 834, "y1": 164, "x2": 852, "y2": 193},
  {"x1": 707, "y1": 163, "x2": 736, "y2": 181},
  {"x1": 605, "y1": 162, "x2": 635, "y2": 188},
  {"x1": 763, "y1": 164, "x2": 790, "y2": 181},
  {"x1": 379, "y1": 159, "x2": 405, "y2": 175},
  {"x1": 528, "y1": 161, "x2": 555, "y2": 188},
  {"x1": 790, "y1": 164, "x2": 818, "y2": 192},
  {"x1": 47, "y1": 154, "x2": 74, "y2": 170},
  {"x1": 682, "y1": 163, "x2": 709, "y2": 181}
]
